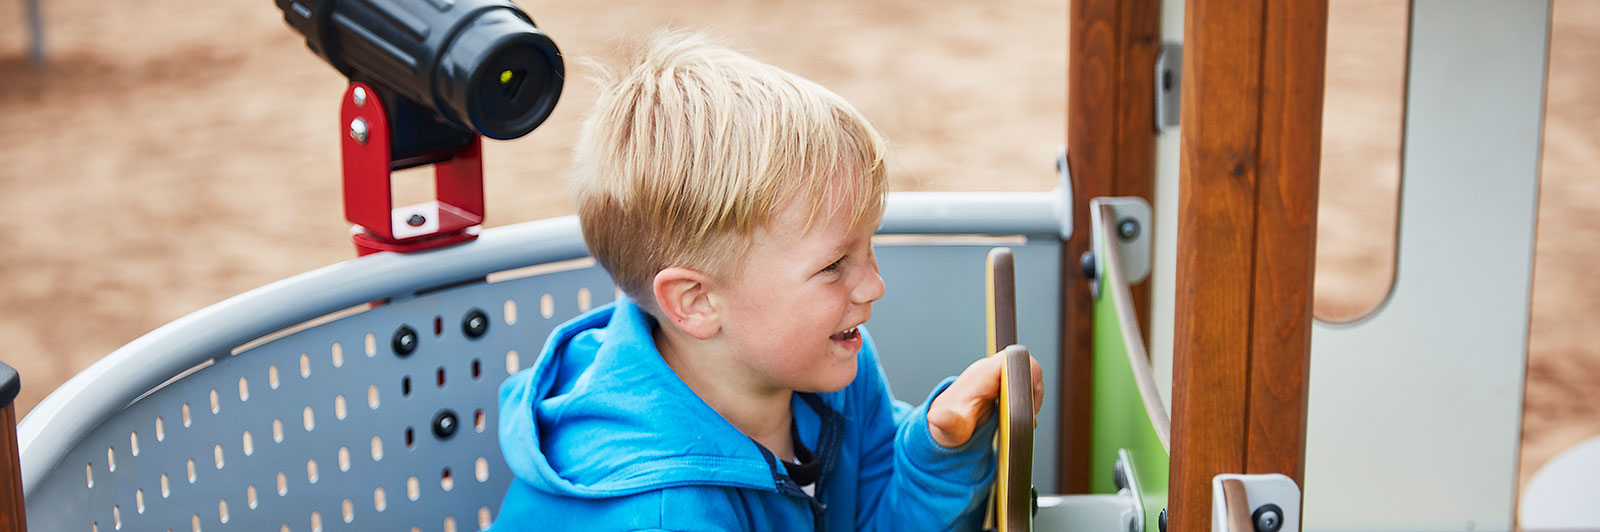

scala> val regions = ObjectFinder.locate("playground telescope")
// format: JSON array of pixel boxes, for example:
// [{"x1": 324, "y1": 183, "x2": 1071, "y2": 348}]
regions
[
  {"x1": 274, "y1": 0, "x2": 564, "y2": 255},
  {"x1": 275, "y1": 0, "x2": 564, "y2": 141}
]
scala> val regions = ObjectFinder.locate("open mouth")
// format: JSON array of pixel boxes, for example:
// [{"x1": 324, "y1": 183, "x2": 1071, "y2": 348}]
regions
[{"x1": 830, "y1": 327, "x2": 860, "y2": 342}]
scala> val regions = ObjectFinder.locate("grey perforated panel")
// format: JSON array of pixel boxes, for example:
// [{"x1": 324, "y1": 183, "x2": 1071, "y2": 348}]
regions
[{"x1": 25, "y1": 264, "x2": 617, "y2": 532}]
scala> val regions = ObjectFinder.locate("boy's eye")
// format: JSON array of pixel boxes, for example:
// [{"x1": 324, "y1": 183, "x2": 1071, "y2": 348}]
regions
[{"x1": 822, "y1": 258, "x2": 844, "y2": 273}]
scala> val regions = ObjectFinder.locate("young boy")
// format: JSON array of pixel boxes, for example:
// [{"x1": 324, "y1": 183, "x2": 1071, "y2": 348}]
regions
[{"x1": 494, "y1": 31, "x2": 1043, "y2": 531}]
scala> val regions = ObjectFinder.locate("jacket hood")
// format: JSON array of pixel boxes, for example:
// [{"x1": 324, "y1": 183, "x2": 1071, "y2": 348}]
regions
[{"x1": 498, "y1": 300, "x2": 783, "y2": 498}]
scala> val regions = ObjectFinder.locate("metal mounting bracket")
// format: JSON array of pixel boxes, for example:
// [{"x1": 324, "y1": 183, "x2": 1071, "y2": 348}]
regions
[
  {"x1": 1090, "y1": 197, "x2": 1153, "y2": 289},
  {"x1": 1055, "y1": 144, "x2": 1074, "y2": 240},
  {"x1": 1211, "y1": 473, "x2": 1302, "y2": 532},
  {"x1": 1114, "y1": 449, "x2": 1148, "y2": 532},
  {"x1": 1155, "y1": 42, "x2": 1182, "y2": 131}
]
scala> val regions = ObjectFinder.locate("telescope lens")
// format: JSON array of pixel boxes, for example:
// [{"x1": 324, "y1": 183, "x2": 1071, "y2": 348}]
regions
[{"x1": 469, "y1": 39, "x2": 561, "y2": 139}]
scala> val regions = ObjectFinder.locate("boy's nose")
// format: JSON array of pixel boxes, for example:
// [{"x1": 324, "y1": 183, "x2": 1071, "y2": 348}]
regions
[{"x1": 853, "y1": 269, "x2": 885, "y2": 304}]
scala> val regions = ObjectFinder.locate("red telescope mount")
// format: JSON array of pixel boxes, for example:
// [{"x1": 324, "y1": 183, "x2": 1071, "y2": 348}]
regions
[{"x1": 340, "y1": 82, "x2": 485, "y2": 256}]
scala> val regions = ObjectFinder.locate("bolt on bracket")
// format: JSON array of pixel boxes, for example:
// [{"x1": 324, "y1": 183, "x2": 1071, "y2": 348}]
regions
[
  {"x1": 1155, "y1": 42, "x2": 1182, "y2": 132},
  {"x1": 1211, "y1": 473, "x2": 1301, "y2": 532},
  {"x1": 1090, "y1": 197, "x2": 1154, "y2": 288},
  {"x1": 1115, "y1": 449, "x2": 1148, "y2": 532}
]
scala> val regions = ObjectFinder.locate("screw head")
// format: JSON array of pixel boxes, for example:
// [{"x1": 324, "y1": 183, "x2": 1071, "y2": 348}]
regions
[
  {"x1": 352, "y1": 86, "x2": 368, "y2": 107},
  {"x1": 1079, "y1": 251, "x2": 1098, "y2": 281},
  {"x1": 432, "y1": 410, "x2": 459, "y2": 440},
  {"x1": 1112, "y1": 458, "x2": 1130, "y2": 491},
  {"x1": 392, "y1": 325, "x2": 418, "y2": 357},
  {"x1": 1252, "y1": 504, "x2": 1284, "y2": 532},
  {"x1": 406, "y1": 214, "x2": 427, "y2": 227},
  {"x1": 1117, "y1": 218, "x2": 1141, "y2": 241},
  {"x1": 1159, "y1": 507, "x2": 1168, "y2": 532},
  {"x1": 350, "y1": 118, "x2": 369, "y2": 144},
  {"x1": 462, "y1": 309, "x2": 489, "y2": 339}
]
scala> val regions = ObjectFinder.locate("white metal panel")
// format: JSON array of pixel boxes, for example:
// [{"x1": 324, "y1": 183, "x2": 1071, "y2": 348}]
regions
[{"x1": 1303, "y1": 2, "x2": 1548, "y2": 530}]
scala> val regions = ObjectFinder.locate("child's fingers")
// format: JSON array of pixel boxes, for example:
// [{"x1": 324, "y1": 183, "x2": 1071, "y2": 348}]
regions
[
  {"x1": 928, "y1": 356, "x2": 1004, "y2": 447},
  {"x1": 1030, "y1": 355, "x2": 1044, "y2": 417},
  {"x1": 928, "y1": 351, "x2": 1047, "y2": 447}
]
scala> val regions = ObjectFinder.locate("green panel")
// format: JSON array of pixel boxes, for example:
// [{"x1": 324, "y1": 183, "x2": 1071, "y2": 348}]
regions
[{"x1": 1088, "y1": 265, "x2": 1170, "y2": 530}]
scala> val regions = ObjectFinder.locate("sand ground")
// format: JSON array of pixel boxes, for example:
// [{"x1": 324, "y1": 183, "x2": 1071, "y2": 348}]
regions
[{"x1": 0, "y1": 0, "x2": 1594, "y2": 502}]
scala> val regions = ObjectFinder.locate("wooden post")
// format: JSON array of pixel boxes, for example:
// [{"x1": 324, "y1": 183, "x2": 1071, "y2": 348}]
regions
[
  {"x1": 1167, "y1": 0, "x2": 1326, "y2": 528},
  {"x1": 1065, "y1": 0, "x2": 1160, "y2": 493},
  {"x1": 0, "y1": 363, "x2": 25, "y2": 531}
]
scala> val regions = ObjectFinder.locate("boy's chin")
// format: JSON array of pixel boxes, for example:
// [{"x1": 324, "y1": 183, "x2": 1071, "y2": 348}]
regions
[{"x1": 798, "y1": 364, "x2": 859, "y2": 394}]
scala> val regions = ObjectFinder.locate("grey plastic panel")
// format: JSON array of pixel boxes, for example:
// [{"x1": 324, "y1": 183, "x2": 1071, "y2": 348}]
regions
[{"x1": 872, "y1": 236, "x2": 1061, "y2": 494}]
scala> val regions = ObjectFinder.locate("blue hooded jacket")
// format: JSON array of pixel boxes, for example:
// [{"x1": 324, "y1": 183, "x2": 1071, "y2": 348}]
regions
[{"x1": 493, "y1": 299, "x2": 997, "y2": 531}]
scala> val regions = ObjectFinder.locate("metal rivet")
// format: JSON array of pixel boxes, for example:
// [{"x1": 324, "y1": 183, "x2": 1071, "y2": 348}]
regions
[
  {"x1": 1112, "y1": 458, "x2": 1129, "y2": 491},
  {"x1": 462, "y1": 309, "x2": 489, "y2": 339},
  {"x1": 1159, "y1": 507, "x2": 1168, "y2": 532},
  {"x1": 432, "y1": 410, "x2": 459, "y2": 440},
  {"x1": 392, "y1": 326, "x2": 418, "y2": 357},
  {"x1": 350, "y1": 118, "x2": 369, "y2": 144},
  {"x1": 407, "y1": 214, "x2": 427, "y2": 227},
  {"x1": 352, "y1": 87, "x2": 367, "y2": 107},
  {"x1": 1118, "y1": 218, "x2": 1141, "y2": 241}
]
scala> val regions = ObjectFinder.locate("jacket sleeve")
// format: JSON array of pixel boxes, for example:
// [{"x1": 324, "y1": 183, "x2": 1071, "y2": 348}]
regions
[{"x1": 851, "y1": 333, "x2": 997, "y2": 531}]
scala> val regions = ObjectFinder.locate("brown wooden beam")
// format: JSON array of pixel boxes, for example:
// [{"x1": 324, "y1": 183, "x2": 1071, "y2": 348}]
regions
[
  {"x1": 1064, "y1": 0, "x2": 1160, "y2": 494},
  {"x1": 1167, "y1": 0, "x2": 1325, "y2": 529},
  {"x1": 0, "y1": 362, "x2": 25, "y2": 532}
]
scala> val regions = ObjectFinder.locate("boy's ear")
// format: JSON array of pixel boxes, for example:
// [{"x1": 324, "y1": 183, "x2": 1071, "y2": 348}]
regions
[{"x1": 652, "y1": 267, "x2": 720, "y2": 340}]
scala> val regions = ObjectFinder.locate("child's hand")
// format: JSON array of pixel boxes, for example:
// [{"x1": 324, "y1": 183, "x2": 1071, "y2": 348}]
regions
[{"x1": 926, "y1": 348, "x2": 1044, "y2": 448}]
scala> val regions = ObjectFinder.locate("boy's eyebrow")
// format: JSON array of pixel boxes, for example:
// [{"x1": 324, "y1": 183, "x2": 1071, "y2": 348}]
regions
[{"x1": 822, "y1": 232, "x2": 867, "y2": 259}]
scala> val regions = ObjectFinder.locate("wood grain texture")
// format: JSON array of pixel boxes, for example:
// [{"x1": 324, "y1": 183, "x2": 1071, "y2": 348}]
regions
[
  {"x1": 1168, "y1": 0, "x2": 1325, "y2": 529},
  {"x1": 0, "y1": 405, "x2": 25, "y2": 532},
  {"x1": 1064, "y1": 0, "x2": 1160, "y2": 495},
  {"x1": 1246, "y1": 0, "x2": 1325, "y2": 483}
]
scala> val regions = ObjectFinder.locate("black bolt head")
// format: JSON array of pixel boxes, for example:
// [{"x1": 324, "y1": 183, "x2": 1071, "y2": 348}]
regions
[
  {"x1": 433, "y1": 409, "x2": 459, "y2": 440},
  {"x1": 1253, "y1": 504, "x2": 1284, "y2": 532},
  {"x1": 1112, "y1": 459, "x2": 1129, "y2": 491},
  {"x1": 407, "y1": 214, "x2": 427, "y2": 227},
  {"x1": 393, "y1": 325, "x2": 418, "y2": 357},
  {"x1": 1079, "y1": 251, "x2": 1098, "y2": 281},
  {"x1": 1159, "y1": 507, "x2": 1168, "y2": 532},
  {"x1": 462, "y1": 308, "x2": 489, "y2": 338}
]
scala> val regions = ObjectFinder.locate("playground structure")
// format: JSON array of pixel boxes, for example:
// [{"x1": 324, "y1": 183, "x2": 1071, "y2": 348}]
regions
[{"x1": 0, "y1": 0, "x2": 1570, "y2": 531}]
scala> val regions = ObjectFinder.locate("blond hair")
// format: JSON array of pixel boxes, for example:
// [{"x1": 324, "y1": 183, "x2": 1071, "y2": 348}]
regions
[{"x1": 570, "y1": 30, "x2": 887, "y2": 310}]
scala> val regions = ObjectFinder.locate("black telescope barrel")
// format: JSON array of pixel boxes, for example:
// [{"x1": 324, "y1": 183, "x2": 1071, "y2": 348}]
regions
[{"x1": 276, "y1": 0, "x2": 564, "y2": 140}]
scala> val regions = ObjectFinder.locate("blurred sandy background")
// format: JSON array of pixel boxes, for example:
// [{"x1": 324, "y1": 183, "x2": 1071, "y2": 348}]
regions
[{"x1": 0, "y1": 0, "x2": 1593, "y2": 498}]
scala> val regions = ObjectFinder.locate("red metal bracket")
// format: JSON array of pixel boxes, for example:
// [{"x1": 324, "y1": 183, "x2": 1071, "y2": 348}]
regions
[{"x1": 340, "y1": 82, "x2": 484, "y2": 256}]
